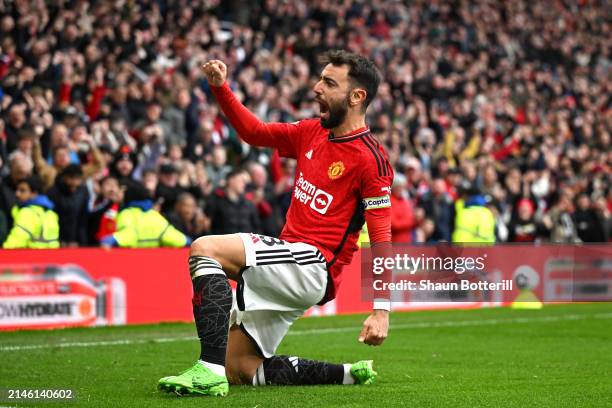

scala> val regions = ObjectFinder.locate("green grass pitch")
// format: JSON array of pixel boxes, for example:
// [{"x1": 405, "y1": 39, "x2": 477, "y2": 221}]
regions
[{"x1": 1, "y1": 303, "x2": 611, "y2": 407}]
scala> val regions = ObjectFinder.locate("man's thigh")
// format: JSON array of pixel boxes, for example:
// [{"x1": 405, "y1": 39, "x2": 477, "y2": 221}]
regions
[
  {"x1": 226, "y1": 324, "x2": 263, "y2": 385},
  {"x1": 190, "y1": 234, "x2": 246, "y2": 280},
  {"x1": 231, "y1": 233, "x2": 327, "y2": 357}
]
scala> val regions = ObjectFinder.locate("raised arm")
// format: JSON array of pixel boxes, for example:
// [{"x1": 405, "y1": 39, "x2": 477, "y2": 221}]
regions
[
  {"x1": 202, "y1": 60, "x2": 301, "y2": 157},
  {"x1": 32, "y1": 139, "x2": 56, "y2": 191}
]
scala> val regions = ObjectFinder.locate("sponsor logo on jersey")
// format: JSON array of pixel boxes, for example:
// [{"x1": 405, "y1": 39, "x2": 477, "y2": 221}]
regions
[
  {"x1": 381, "y1": 186, "x2": 391, "y2": 194},
  {"x1": 294, "y1": 172, "x2": 334, "y2": 214},
  {"x1": 305, "y1": 149, "x2": 313, "y2": 159},
  {"x1": 327, "y1": 161, "x2": 345, "y2": 180},
  {"x1": 362, "y1": 195, "x2": 391, "y2": 210}
]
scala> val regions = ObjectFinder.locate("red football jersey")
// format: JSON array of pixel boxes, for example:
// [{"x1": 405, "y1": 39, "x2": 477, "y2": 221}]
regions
[
  {"x1": 212, "y1": 84, "x2": 393, "y2": 301},
  {"x1": 271, "y1": 119, "x2": 393, "y2": 300}
]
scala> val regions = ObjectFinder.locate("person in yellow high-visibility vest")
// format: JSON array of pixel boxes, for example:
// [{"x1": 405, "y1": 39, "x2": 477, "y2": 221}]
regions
[
  {"x1": 3, "y1": 176, "x2": 60, "y2": 249},
  {"x1": 100, "y1": 183, "x2": 190, "y2": 248},
  {"x1": 452, "y1": 186, "x2": 496, "y2": 244}
]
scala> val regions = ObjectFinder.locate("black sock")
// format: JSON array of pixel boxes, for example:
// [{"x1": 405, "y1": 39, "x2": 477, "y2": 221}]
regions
[
  {"x1": 189, "y1": 256, "x2": 232, "y2": 366},
  {"x1": 253, "y1": 355, "x2": 344, "y2": 385}
]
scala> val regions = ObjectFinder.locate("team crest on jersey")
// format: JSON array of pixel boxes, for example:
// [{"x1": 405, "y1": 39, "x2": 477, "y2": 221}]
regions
[{"x1": 328, "y1": 161, "x2": 345, "y2": 180}]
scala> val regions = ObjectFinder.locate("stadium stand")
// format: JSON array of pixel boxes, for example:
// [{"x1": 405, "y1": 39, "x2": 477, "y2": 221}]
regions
[{"x1": 0, "y1": 0, "x2": 609, "y2": 246}]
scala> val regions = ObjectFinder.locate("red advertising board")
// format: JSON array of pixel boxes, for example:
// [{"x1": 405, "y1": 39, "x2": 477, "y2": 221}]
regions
[
  {"x1": 0, "y1": 249, "x2": 192, "y2": 330},
  {"x1": 1, "y1": 245, "x2": 610, "y2": 330}
]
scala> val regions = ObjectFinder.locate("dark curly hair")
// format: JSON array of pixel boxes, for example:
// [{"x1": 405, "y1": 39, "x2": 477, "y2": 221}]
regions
[{"x1": 318, "y1": 50, "x2": 381, "y2": 111}]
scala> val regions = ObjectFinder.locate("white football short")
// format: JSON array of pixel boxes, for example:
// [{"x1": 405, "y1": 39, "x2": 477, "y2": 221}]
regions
[{"x1": 231, "y1": 233, "x2": 328, "y2": 358}]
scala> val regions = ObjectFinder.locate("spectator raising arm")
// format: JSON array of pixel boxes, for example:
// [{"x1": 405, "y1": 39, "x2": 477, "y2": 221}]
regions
[
  {"x1": 81, "y1": 135, "x2": 105, "y2": 179},
  {"x1": 32, "y1": 138, "x2": 55, "y2": 190}
]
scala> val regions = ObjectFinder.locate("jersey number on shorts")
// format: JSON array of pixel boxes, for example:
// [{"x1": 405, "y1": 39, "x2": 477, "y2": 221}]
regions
[{"x1": 258, "y1": 235, "x2": 285, "y2": 247}]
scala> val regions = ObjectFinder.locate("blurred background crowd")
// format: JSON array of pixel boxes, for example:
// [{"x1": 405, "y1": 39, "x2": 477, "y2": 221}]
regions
[{"x1": 0, "y1": 0, "x2": 609, "y2": 247}]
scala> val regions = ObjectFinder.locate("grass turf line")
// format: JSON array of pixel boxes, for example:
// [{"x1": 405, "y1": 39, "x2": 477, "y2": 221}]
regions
[{"x1": 0, "y1": 303, "x2": 611, "y2": 407}]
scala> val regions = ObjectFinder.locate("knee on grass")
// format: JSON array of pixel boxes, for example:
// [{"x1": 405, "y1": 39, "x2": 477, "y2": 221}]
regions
[{"x1": 225, "y1": 357, "x2": 258, "y2": 385}]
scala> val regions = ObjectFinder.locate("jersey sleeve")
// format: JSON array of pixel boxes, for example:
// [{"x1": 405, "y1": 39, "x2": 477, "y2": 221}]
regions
[
  {"x1": 360, "y1": 144, "x2": 394, "y2": 243},
  {"x1": 211, "y1": 83, "x2": 304, "y2": 158},
  {"x1": 360, "y1": 145, "x2": 394, "y2": 310}
]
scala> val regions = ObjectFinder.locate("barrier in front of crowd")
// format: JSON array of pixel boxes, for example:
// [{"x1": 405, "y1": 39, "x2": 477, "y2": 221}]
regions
[{"x1": 0, "y1": 245, "x2": 610, "y2": 330}]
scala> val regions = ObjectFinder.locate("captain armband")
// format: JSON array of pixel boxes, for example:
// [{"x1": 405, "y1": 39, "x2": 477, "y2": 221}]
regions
[{"x1": 362, "y1": 195, "x2": 391, "y2": 210}]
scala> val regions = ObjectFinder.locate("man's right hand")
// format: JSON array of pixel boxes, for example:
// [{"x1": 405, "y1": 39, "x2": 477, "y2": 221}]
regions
[{"x1": 202, "y1": 60, "x2": 227, "y2": 87}]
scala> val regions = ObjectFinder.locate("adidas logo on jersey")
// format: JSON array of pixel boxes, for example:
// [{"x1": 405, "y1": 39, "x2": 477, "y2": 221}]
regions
[{"x1": 305, "y1": 149, "x2": 313, "y2": 159}]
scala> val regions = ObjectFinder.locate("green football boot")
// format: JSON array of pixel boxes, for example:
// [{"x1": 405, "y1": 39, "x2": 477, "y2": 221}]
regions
[
  {"x1": 350, "y1": 360, "x2": 378, "y2": 385},
  {"x1": 158, "y1": 362, "x2": 229, "y2": 396}
]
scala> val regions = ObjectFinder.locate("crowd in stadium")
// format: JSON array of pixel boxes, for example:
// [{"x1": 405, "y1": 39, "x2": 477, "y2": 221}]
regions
[{"x1": 0, "y1": 0, "x2": 609, "y2": 247}]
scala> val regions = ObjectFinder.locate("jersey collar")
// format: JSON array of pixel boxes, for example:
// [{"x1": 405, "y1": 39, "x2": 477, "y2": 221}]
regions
[{"x1": 328, "y1": 126, "x2": 370, "y2": 143}]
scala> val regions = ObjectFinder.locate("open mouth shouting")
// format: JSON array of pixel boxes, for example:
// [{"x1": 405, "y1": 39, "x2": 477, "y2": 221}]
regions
[{"x1": 316, "y1": 97, "x2": 330, "y2": 120}]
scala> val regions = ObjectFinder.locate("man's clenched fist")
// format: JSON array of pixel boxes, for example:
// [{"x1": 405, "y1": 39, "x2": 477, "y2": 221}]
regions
[{"x1": 202, "y1": 60, "x2": 227, "y2": 87}]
